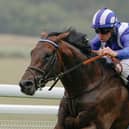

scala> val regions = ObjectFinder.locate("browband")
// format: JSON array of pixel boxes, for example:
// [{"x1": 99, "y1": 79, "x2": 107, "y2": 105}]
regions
[{"x1": 39, "y1": 39, "x2": 59, "y2": 48}]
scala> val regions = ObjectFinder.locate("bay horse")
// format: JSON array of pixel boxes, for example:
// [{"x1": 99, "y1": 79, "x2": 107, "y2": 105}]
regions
[{"x1": 19, "y1": 29, "x2": 129, "y2": 129}]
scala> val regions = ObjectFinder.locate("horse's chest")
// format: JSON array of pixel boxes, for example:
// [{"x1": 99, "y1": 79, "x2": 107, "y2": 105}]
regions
[
  {"x1": 66, "y1": 94, "x2": 97, "y2": 117},
  {"x1": 67, "y1": 98, "x2": 78, "y2": 116}
]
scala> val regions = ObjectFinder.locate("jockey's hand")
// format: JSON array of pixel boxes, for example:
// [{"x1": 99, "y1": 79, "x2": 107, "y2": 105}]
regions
[
  {"x1": 101, "y1": 47, "x2": 117, "y2": 57},
  {"x1": 95, "y1": 48, "x2": 103, "y2": 55},
  {"x1": 95, "y1": 47, "x2": 117, "y2": 57}
]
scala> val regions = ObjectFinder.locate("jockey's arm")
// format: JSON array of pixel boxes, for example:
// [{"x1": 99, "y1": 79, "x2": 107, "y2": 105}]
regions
[
  {"x1": 90, "y1": 34, "x2": 129, "y2": 59},
  {"x1": 116, "y1": 33, "x2": 129, "y2": 59}
]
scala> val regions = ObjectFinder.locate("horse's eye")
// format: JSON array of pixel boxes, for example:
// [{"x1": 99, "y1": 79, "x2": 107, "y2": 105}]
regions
[{"x1": 44, "y1": 53, "x2": 52, "y2": 62}]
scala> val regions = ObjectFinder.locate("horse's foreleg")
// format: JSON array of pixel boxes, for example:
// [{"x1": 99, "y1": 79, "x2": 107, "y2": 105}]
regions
[{"x1": 64, "y1": 113, "x2": 97, "y2": 129}]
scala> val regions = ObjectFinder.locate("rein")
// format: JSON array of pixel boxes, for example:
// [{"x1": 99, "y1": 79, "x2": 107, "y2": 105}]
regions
[
  {"x1": 49, "y1": 52, "x2": 121, "y2": 90},
  {"x1": 48, "y1": 54, "x2": 106, "y2": 91},
  {"x1": 28, "y1": 51, "x2": 58, "y2": 90}
]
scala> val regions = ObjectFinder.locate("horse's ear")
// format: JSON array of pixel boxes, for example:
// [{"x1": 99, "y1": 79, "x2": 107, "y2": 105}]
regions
[
  {"x1": 40, "y1": 32, "x2": 48, "y2": 39},
  {"x1": 56, "y1": 32, "x2": 69, "y2": 41}
]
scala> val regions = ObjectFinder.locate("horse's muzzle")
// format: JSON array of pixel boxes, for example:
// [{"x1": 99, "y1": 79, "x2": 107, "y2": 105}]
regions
[{"x1": 19, "y1": 80, "x2": 36, "y2": 95}]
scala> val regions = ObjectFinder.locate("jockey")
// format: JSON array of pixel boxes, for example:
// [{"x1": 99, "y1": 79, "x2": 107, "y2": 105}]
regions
[{"x1": 90, "y1": 8, "x2": 129, "y2": 85}]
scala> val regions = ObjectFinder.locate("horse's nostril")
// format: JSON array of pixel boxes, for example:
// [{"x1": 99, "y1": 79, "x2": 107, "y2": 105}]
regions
[
  {"x1": 25, "y1": 80, "x2": 33, "y2": 86},
  {"x1": 19, "y1": 80, "x2": 33, "y2": 88},
  {"x1": 19, "y1": 80, "x2": 35, "y2": 95}
]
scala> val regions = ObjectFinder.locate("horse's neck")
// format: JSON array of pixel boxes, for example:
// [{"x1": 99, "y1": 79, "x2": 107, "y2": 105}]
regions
[
  {"x1": 59, "y1": 43, "x2": 104, "y2": 96},
  {"x1": 61, "y1": 60, "x2": 104, "y2": 97}
]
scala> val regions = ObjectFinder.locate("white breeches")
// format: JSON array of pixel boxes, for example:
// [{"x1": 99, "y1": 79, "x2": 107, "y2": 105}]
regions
[{"x1": 120, "y1": 59, "x2": 129, "y2": 84}]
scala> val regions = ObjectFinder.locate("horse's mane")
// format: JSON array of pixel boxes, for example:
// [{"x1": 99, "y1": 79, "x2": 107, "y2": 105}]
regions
[{"x1": 48, "y1": 28, "x2": 92, "y2": 56}]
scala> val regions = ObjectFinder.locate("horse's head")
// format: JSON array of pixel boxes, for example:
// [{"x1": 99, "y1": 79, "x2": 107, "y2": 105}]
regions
[
  {"x1": 19, "y1": 32, "x2": 70, "y2": 95},
  {"x1": 19, "y1": 29, "x2": 90, "y2": 95}
]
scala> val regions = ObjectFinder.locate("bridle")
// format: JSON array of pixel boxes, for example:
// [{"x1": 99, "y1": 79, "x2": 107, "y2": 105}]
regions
[
  {"x1": 27, "y1": 39, "x2": 60, "y2": 90},
  {"x1": 27, "y1": 38, "x2": 121, "y2": 91}
]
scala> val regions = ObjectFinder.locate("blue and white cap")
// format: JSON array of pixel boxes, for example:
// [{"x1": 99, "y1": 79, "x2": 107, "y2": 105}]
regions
[{"x1": 92, "y1": 8, "x2": 118, "y2": 29}]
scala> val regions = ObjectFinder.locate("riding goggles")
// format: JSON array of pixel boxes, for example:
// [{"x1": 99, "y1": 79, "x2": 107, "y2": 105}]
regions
[{"x1": 95, "y1": 28, "x2": 113, "y2": 34}]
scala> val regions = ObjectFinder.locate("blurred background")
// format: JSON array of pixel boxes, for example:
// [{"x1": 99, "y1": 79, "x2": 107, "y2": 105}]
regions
[{"x1": 0, "y1": 0, "x2": 128, "y2": 84}]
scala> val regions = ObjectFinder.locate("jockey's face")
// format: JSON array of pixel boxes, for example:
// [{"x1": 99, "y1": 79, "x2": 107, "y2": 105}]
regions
[
  {"x1": 98, "y1": 32, "x2": 112, "y2": 42},
  {"x1": 95, "y1": 28, "x2": 113, "y2": 42}
]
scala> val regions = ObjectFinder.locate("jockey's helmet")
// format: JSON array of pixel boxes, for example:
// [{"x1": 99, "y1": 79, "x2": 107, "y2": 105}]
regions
[{"x1": 92, "y1": 8, "x2": 118, "y2": 29}]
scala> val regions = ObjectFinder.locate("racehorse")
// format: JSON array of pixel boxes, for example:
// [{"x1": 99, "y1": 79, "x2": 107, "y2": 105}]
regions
[{"x1": 19, "y1": 29, "x2": 129, "y2": 129}]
